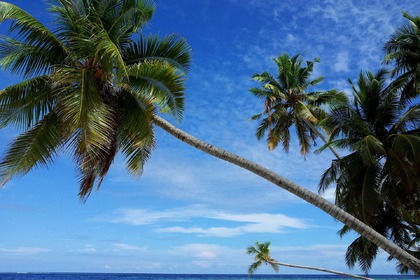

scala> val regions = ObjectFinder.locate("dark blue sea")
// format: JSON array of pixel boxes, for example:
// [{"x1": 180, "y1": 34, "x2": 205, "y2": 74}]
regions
[{"x1": 0, "y1": 274, "x2": 418, "y2": 280}]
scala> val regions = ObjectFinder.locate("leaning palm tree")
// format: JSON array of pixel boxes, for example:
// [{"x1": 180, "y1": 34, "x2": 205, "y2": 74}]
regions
[
  {"x1": 0, "y1": 0, "x2": 191, "y2": 200},
  {"x1": 250, "y1": 53, "x2": 345, "y2": 158},
  {"x1": 384, "y1": 12, "x2": 420, "y2": 104},
  {"x1": 1, "y1": 0, "x2": 420, "y2": 273},
  {"x1": 246, "y1": 241, "x2": 373, "y2": 280},
  {"x1": 319, "y1": 69, "x2": 420, "y2": 274},
  {"x1": 154, "y1": 116, "x2": 420, "y2": 273}
]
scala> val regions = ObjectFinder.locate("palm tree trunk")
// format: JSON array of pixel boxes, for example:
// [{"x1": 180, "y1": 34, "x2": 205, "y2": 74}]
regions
[
  {"x1": 152, "y1": 115, "x2": 420, "y2": 274},
  {"x1": 273, "y1": 261, "x2": 372, "y2": 280}
]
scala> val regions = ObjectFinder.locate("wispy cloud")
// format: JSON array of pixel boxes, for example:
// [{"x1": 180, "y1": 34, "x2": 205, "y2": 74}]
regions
[
  {"x1": 112, "y1": 243, "x2": 147, "y2": 252},
  {"x1": 0, "y1": 246, "x2": 50, "y2": 254},
  {"x1": 334, "y1": 51, "x2": 350, "y2": 72},
  {"x1": 94, "y1": 205, "x2": 310, "y2": 237}
]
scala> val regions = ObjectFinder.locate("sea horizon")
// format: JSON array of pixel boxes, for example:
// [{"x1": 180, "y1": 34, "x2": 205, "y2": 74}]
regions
[{"x1": 0, "y1": 272, "x2": 418, "y2": 280}]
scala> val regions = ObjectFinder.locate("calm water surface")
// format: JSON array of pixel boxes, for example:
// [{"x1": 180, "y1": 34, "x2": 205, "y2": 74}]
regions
[{"x1": 0, "y1": 274, "x2": 418, "y2": 280}]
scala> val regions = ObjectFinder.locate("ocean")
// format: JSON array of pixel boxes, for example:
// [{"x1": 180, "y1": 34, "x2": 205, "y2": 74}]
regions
[{"x1": 0, "y1": 274, "x2": 418, "y2": 280}]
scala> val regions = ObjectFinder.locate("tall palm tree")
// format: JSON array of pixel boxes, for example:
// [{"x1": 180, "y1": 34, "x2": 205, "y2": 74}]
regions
[
  {"x1": 319, "y1": 69, "x2": 420, "y2": 274},
  {"x1": 1, "y1": 0, "x2": 420, "y2": 273},
  {"x1": 250, "y1": 53, "x2": 345, "y2": 158},
  {"x1": 0, "y1": 0, "x2": 191, "y2": 200},
  {"x1": 384, "y1": 12, "x2": 420, "y2": 104},
  {"x1": 246, "y1": 241, "x2": 373, "y2": 279}
]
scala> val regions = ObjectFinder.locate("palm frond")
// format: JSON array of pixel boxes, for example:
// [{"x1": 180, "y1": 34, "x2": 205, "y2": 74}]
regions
[
  {"x1": 125, "y1": 34, "x2": 191, "y2": 73},
  {"x1": 127, "y1": 61, "x2": 186, "y2": 121},
  {"x1": 0, "y1": 36, "x2": 65, "y2": 77},
  {"x1": 248, "y1": 261, "x2": 262, "y2": 275},
  {"x1": 0, "y1": 1, "x2": 67, "y2": 77},
  {"x1": 357, "y1": 135, "x2": 385, "y2": 167},
  {"x1": 102, "y1": 0, "x2": 155, "y2": 44},
  {"x1": 345, "y1": 237, "x2": 378, "y2": 274},
  {"x1": 391, "y1": 104, "x2": 420, "y2": 133},
  {"x1": 0, "y1": 75, "x2": 55, "y2": 129},
  {"x1": 94, "y1": 26, "x2": 128, "y2": 79},
  {"x1": 0, "y1": 113, "x2": 62, "y2": 186},
  {"x1": 117, "y1": 86, "x2": 155, "y2": 176}
]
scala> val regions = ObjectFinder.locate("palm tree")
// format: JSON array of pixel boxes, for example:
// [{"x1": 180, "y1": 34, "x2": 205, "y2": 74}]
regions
[
  {"x1": 250, "y1": 53, "x2": 345, "y2": 158},
  {"x1": 1, "y1": 0, "x2": 420, "y2": 273},
  {"x1": 0, "y1": 0, "x2": 191, "y2": 200},
  {"x1": 384, "y1": 12, "x2": 420, "y2": 104},
  {"x1": 319, "y1": 69, "x2": 420, "y2": 274},
  {"x1": 246, "y1": 241, "x2": 373, "y2": 280},
  {"x1": 247, "y1": 241, "x2": 279, "y2": 274}
]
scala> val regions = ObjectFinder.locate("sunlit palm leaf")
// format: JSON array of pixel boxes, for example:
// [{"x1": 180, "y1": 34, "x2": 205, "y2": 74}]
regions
[
  {"x1": 0, "y1": 2, "x2": 67, "y2": 76},
  {"x1": 103, "y1": 0, "x2": 155, "y2": 44},
  {"x1": 93, "y1": 24, "x2": 128, "y2": 79},
  {"x1": 0, "y1": 76, "x2": 54, "y2": 129},
  {"x1": 128, "y1": 61, "x2": 185, "y2": 121},
  {"x1": 0, "y1": 113, "x2": 62, "y2": 185},
  {"x1": 125, "y1": 34, "x2": 191, "y2": 72},
  {"x1": 0, "y1": 36, "x2": 64, "y2": 77}
]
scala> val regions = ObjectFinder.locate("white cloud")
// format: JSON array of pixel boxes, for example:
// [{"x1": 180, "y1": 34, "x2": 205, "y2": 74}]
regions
[
  {"x1": 320, "y1": 188, "x2": 336, "y2": 202},
  {"x1": 333, "y1": 51, "x2": 349, "y2": 72},
  {"x1": 112, "y1": 243, "x2": 147, "y2": 252},
  {"x1": 285, "y1": 33, "x2": 298, "y2": 44},
  {"x1": 96, "y1": 206, "x2": 310, "y2": 237},
  {"x1": 171, "y1": 243, "x2": 237, "y2": 259},
  {"x1": 81, "y1": 244, "x2": 97, "y2": 253},
  {"x1": 0, "y1": 246, "x2": 50, "y2": 254},
  {"x1": 157, "y1": 226, "x2": 243, "y2": 237}
]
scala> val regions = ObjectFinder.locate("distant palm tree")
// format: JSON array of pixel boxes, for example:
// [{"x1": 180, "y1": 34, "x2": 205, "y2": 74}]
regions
[
  {"x1": 384, "y1": 12, "x2": 420, "y2": 104},
  {"x1": 250, "y1": 53, "x2": 345, "y2": 157},
  {"x1": 246, "y1": 241, "x2": 372, "y2": 280},
  {"x1": 247, "y1": 241, "x2": 280, "y2": 274},
  {"x1": 0, "y1": 0, "x2": 191, "y2": 200},
  {"x1": 319, "y1": 69, "x2": 420, "y2": 274}
]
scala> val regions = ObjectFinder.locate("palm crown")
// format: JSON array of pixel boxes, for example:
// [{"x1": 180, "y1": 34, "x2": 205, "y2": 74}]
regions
[
  {"x1": 250, "y1": 53, "x2": 346, "y2": 156},
  {"x1": 246, "y1": 241, "x2": 279, "y2": 274},
  {"x1": 0, "y1": 0, "x2": 191, "y2": 200}
]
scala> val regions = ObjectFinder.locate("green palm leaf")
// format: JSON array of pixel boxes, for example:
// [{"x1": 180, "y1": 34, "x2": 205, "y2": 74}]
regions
[
  {"x1": 0, "y1": 76, "x2": 54, "y2": 129},
  {"x1": 127, "y1": 61, "x2": 186, "y2": 121},
  {"x1": 124, "y1": 34, "x2": 191, "y2": 73},
  {"x1": 0, "y1": 113, "x2": 62, "y2": 186},
  {"x1": 0, "y1": 1, "x2": 67, "y2": 77},
  {"x1": 117, "y1": 87, "x2": 155, "y2": 176}
]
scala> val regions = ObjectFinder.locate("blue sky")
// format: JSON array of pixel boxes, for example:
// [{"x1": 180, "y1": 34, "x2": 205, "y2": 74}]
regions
[{"x1": 0, "y1": 0, "x2": 418, "y2": 275}]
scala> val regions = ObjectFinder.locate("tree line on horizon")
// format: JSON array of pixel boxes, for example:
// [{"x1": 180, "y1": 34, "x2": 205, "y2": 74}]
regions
[{"x1": 0, "y1": 0, "x2": 418, "y2": 275}]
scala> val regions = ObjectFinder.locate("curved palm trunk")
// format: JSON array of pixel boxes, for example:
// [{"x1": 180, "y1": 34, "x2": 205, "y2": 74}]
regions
[
  {"x1": 273, "y1": 261, "x2": 372, "y2": 280},
  {"x1": 152, "y1": 115, "x2": 420, "y2": 274}
]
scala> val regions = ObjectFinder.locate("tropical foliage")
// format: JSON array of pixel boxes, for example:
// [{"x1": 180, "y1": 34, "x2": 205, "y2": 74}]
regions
[
  {"x1": 0, "y1": 0, "x2": 419, "y2": 274},
  {"x1": 0, "y1": 0, "x2": 191, "y2": 200},
  {"x1": 384, "y1": 12, "x2": 420, "y2": 104},
  {"x1": 319, "y1": 69, "x2": 420, "y2": 274},
  {"x1": 247, "y1": 241, "x2": 279, "y2": 274},
  {"x1": 250, "y1": 53, "x2": 345, "y2": 157}
]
